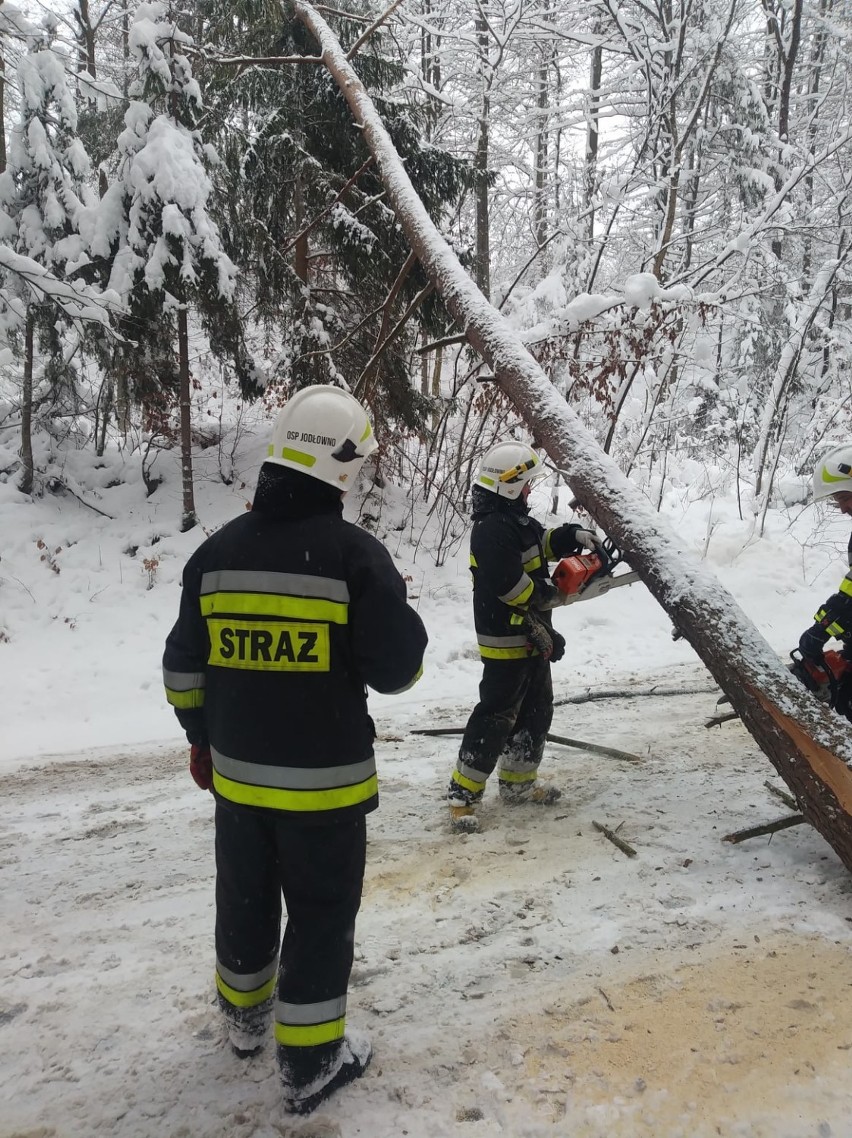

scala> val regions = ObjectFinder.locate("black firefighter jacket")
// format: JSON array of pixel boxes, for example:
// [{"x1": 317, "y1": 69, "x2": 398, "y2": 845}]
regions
[
  {"x1": 163, "y1": 465, "x2": 428, "y2": 822},
  {"x1": 801, "y1": 529, "x2": 852, "y2": 658},
  {"x1": 468, "y1": 487, "x2": 587, "y2": 660}
]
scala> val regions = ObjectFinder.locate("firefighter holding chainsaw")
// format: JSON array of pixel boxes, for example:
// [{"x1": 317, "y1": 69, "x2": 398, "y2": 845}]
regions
[
  {"x1": 447, "y1": 441, "x2": 607, "y2": 832},
  {"x1": 795, "y1": 444, "x2": 852, "y2": 718}
]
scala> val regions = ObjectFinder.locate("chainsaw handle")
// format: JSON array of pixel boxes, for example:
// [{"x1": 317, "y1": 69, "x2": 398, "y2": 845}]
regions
[{"x1": 598, "y1": 538, "x2": 621, "y2": 573}]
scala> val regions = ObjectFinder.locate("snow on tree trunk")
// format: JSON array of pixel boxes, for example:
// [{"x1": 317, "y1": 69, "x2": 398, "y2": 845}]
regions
[
  {"x1": 19, "y1": 309, "x2": 34, "y2": 495},
  {"x1": 295, "y1": 0, "x2": 852, "y2": 873},
  {"x1": 177, "y1": 303, "x2": 196, "y2": 532}
]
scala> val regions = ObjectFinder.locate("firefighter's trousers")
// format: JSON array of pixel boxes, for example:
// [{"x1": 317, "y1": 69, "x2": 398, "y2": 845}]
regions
[
  {"x1": 214, "y1": 799, "x2": 366, "y2": 1086},
  {"x1": 457, "y1": 655, "x2": 553, "y2": 786}
]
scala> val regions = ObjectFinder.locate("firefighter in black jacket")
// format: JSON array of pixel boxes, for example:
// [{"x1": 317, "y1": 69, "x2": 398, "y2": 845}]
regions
[
  {"x1": 447, "y1": 441, "x2": 604, "y2": 832},
  {"x1": 797, "y1": 444, "x2": 852, "y2": 718},
  {"x1": 163, "y1": 386, "x2": 428, "y2": 1116}
]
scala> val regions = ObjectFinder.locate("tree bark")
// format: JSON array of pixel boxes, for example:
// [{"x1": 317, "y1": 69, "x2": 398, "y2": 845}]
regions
[
  {"x1": 177, "y1": 304, "x2": 197, "y2": 532},
  {"x1": 19, "y1": 310, "x2": 35, "y2": 496},
  {"x1": 0, "y1": 46, "x2": 6, "y2": 175},
  {"x1": 295, "y1": 0, "x2": 852, "y2": 874},
  {"x1": 474, "y1": 14, "x2": 491, "y2": 299}
]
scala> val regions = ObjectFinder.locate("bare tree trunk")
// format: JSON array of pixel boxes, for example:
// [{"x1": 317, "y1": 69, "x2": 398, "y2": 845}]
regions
[
  {"x1": 74, "y1": 0, "x2": 97, "y2": 78},
  {"x1": 770, "y1": 0, "x2": 803, "y2": 260},
  {"x1": 0, "y1": 45, "x2": 6, "y2": 174},
  {"x1": 19, "y1": 310, "x2": 35, "y2": 496},
  {"x1": 296, "y1": 0, "x2": 852, "y2": 873},
  {"x1": 533, "y1": 31, "x2": 551, "y2": 249},
  {"x1": 474, "y1": 15, "x2": 490, "y2": 299},
  {"x1": 584, "y1": 33, "x2": 602, "y2": 244},
  {"x1": 177, "y1": 304, "x2": 197, "y2": 532},
  {"x1": 430, "y1": 345, "x2": 442, "y2": 432}
]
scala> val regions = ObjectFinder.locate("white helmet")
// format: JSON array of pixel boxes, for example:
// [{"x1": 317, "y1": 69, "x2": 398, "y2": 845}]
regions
[
  {"x1": 267, "y1": 385, "x2": 378, "y2": 489},
  {"x1": 812, "y1": 444, "x2": 852, "y2": 501},
  {"x1": 474, "y1": 441, "x2": 547, "y2": 500}
]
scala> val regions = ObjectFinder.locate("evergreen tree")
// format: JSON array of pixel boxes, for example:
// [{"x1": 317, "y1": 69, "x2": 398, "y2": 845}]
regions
[
  {"x1": 0, "y1": 18, "x2": 98, "y2": 495},
  {"x1": 198, "y1": 0, "x2": 473, "y2": 445},
  {"x1": 92, "y1": 0, "x2": 255, "y2": 530}
]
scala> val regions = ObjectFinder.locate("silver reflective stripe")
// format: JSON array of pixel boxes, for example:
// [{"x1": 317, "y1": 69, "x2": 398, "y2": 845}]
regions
[
  {"x1": 217, "y1": 957, "x2": 278, "y2": 993},
  {"x1": 456, "y1": 760, "x2": 488, "y2": 784},
  {"x1": 520, "y1": 544, "x2": 540, "y2": 563},
  {"x1": 163, "y1": 669, "x2": 206, "y2": 692},
  {"x1": 499, "y1": 573, "x2": 533, "y2": 604},
  {"x1": 212, "y1": 747, "x2": 376, "y2": 789},
  {"x1": 476, "y1": 634, "x2": 529, "y2": 648},
  {"x1": 276, "y1": 995, "x2": 347, "y2": 1025},
  {"x1": 200, "y1": 570, "x2": 349, "y2": 602},
  {"x1": 499, "y1": 757, "x2": 539, "y2": 774}
]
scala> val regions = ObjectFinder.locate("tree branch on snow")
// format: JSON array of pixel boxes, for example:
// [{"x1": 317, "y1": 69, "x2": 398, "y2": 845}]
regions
[{"x1": 722, "y1": 815, "x2": 807, "y2": 844}]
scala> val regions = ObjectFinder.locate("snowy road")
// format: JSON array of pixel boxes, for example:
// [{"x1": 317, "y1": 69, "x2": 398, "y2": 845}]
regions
[{"x1": 4, "y1": 676, "x2": 852, "y2": 1137}]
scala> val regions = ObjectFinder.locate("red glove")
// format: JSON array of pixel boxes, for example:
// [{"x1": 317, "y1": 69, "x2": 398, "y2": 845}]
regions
[{"x1": 190, "y1": 744, "x2": 213, "y2": 791}]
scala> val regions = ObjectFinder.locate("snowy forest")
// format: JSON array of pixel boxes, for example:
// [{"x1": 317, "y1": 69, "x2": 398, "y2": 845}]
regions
[
  {"x1": 2, "y1": 0, "x2": 851, "y2": 544},
  {"x1": 7, "y1": 3, "x2": 852, "y2": 1136}
]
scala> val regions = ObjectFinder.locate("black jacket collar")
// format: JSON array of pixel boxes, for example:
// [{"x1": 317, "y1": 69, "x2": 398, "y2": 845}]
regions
[{"x1": 252, "y1": 463, "x2": 344, "y2": 521}]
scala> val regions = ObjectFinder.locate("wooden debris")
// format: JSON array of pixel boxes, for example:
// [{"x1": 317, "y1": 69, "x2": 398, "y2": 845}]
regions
[
  {"x1": 554, "y1": 684, "x2": 718, "y2": 707},
  {"x1": 547, "y1": 732, "x2": 642, "y2": 764},
  {"x1": 705, "y1": 710, "x2": 741, "y2": 728},
  {"x1": 722, "y1": 814, "x2": 807, "y2": 844},
  {"x1": 411, "y1": 727, "x2": 643, "y2": 764},
  {"x1": 593, "y1": 820, "x2": 638, "y2": 858},
  {"x1": 764, "y1": 780, "x2": 799, "y2": 811}
]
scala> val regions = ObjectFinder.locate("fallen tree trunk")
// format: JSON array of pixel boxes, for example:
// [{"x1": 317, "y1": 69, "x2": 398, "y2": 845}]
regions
[{"x1": 294, "y1": 1, "x2": 852, "y2": 872}]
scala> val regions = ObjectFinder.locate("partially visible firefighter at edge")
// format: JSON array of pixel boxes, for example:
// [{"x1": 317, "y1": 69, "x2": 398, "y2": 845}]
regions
[
  {"x1": 796, "y1": 444, "x2": 852, "y2": 719},
  {"x1": 162, "y1": 385, "x2": 427, "y2": 1116},
  {"x1": 446, "y1": 440, "x2": 607, "y2": 833}
]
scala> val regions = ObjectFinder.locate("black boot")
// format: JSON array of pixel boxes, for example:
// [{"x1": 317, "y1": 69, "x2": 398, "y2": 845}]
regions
[{"x1": 281, "y1": 1031, "x2": 372, "y2": 1115}]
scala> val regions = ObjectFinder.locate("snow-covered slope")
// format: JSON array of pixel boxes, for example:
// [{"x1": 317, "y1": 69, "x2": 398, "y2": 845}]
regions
[{"x1": 2, "y1": 437, "x2": 852, "y2": 1136}]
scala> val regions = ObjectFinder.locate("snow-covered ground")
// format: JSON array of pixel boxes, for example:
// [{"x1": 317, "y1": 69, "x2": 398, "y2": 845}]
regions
[{"x1": 3, "y1": 435, "x2": 852, "y2": 1137}]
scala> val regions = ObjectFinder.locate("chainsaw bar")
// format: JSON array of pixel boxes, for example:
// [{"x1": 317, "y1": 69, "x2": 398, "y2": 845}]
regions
[{"x1": 560, "y1": 569, "x2": 641, "y2": 605}]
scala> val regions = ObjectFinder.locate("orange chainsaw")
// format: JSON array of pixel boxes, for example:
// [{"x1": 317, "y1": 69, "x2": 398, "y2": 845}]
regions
[{"x1": 552, "y1": 539, "x2": 641, "y2": 604}]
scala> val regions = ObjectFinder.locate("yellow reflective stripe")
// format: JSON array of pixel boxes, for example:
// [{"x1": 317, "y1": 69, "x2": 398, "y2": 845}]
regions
[
  {"x1": 452, "y1": 770, "x2": 487, "y2": 794},
  {"x1": 275, "y1": 1017, "x2": 345, "y2": 1047},
  {"x1": 213, "y1": 770, "x2": 378, "y2": 812},
  {"x1": 498, "y1": 769, "x2": 537, "y2": 785},
  {"x1": 216, "y1": 972, "x2": 276, "y2": 1009},
  {"x1": 523, "y1": 555, "x2": 542, "y2": 572},
  {"x1": 469, "y1": 553, "x2": 478, "y2": 567},
  {"x1": 479, "y1": 644, "x2": 529, "y2": 659},
  {"x1": 386, "y1": 665, "x2": 423, "y2": 694},
  {"x1": 200, "y1": 591, "x2": 348, "y2": 624},
  {"x1": 479, "y1": 475, "x2": 496, "y2": 487},
  {"x1": 506, "y1": 581, "x2": 534, "y2": 607},
  {"x1": 267, "y1": 445, "x2": 316, "y2": 468},
  {"x1": 840, "y1": 576, "x2": 852, "y2": 598},
  {"x1": 826, "y1": 621, "x2": 845, "y2": 637},
  {"x1": 543, "y1": 531, "x2": 555, "y2": 560},
  {"x1": 165, "y1": 686, "x2": 205, "y2": 709}
]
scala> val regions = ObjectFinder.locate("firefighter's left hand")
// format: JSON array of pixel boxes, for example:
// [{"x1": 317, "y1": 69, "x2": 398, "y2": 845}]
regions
[{"x1": 574, "y1": 527, "x2": 603, "y2": 552}]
